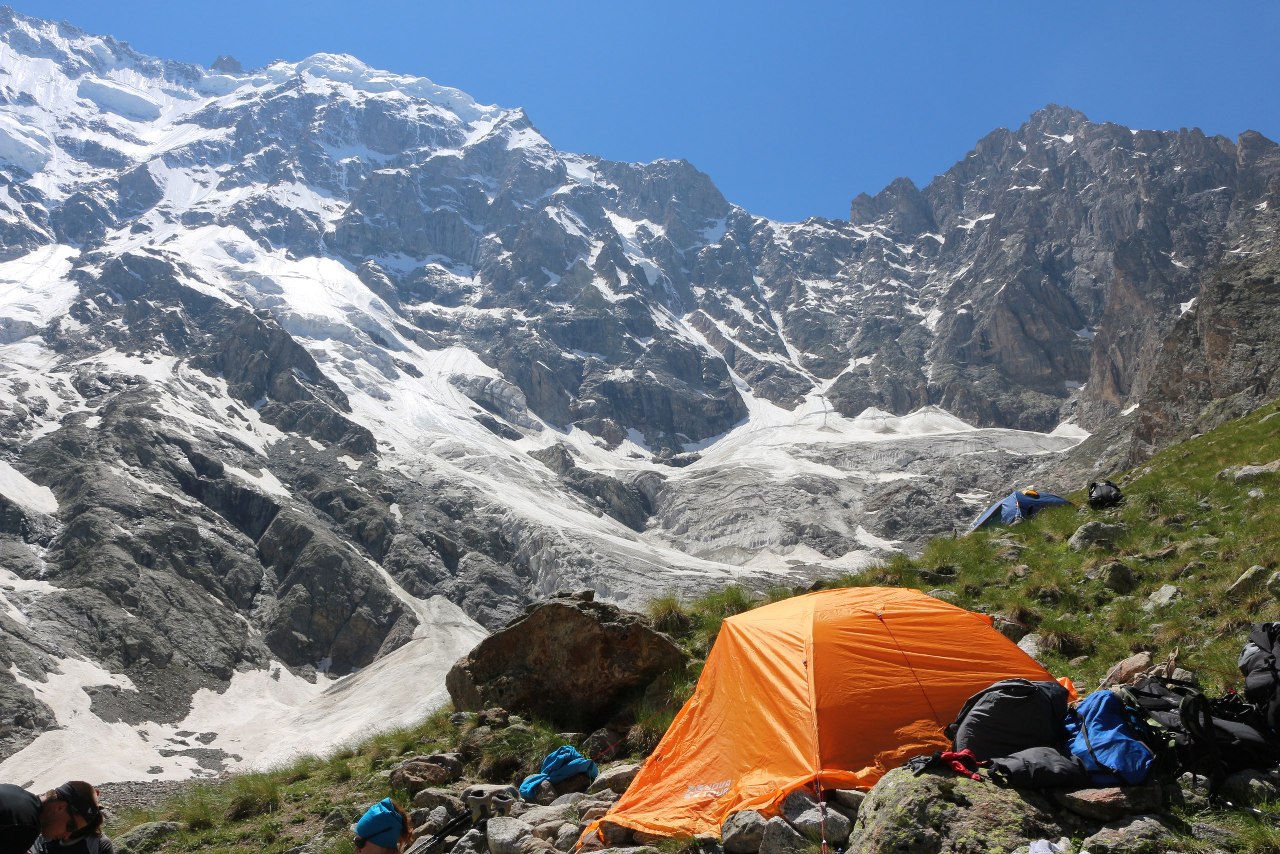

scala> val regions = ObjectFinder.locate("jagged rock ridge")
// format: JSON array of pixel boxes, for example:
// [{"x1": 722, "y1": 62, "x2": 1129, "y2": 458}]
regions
[{"x1": 0, "y1": 7, "x2": 1275, "y2": 784}]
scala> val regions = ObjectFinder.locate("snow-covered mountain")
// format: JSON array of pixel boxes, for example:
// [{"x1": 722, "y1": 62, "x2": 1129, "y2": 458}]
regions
[{"x1": 0, "y1": 7, "x2": 1275, "y2": 787}]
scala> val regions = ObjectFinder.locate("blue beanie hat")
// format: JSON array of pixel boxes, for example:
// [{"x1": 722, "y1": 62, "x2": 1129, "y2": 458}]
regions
[{"x1": 355, "y1": 798, "x2": 404, "y2": 849}]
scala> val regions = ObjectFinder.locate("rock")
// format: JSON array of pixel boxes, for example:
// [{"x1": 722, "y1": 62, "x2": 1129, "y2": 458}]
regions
[
  {"x1": 997, "y1": 617, "x2": 1031, "y2": 642},
  {"x1": 323, "y1": 804, "x2": 362, "y2": 831},
  {"x1": 116, "y1": 822, "x2": 181, "y2": 853},
  {"x1": 391, "y1": 759, "x2": 455, "y2": 793},
  {"x1": 828, "y1": 788, "x2": 866, "y2": 815},
  {"x1": 1052, "y1": 782, "x2": 1162, "y2": 821},
  {"x1": 721, "y1": 810, "x2": 768, "y2": 853},
  {"x1": 452, "y1": 827, "x2": 489, "y2": 854},
  {"x1": 1069, "y1": 521, "x2": 1127, "y2": 552},
  {"x1": 1018, "y1": 633, "x2": 1044, "y2": 661},
  {"x1": 758, "y1": 817, "x2": 807, "y2": 854},
  {"x1": 779, "y1": 789, "x2": 817, "y2": 823},
  {"x1": 1099, "y1": 652, "x2": 1153, "y2": 688},
  {"x1": 1011, "y1": 839, "x2": 1073, "y2": 854},
  {"x1": 593, "y1": 820, "x2": 634, "y2": 848},
  {"x1": 927, "y1": 588, "x2": 958, "y2": 603},
  {"x1": 554, "y1": 772, "x2": 594, "y2": 795},
  {"x1": 848, "y1": 767, "x2": 1067, "y2": 853},
  {"x1": 1077, "y1": 815, "x2": 1180, "y2": 853},
  {"x1": 518, "y1": 804, "x2": 580, "y2": 827},
  {"x1": 526, "y1": 779, "x2": 558, "y2": 805},
  {"x1": 1099, "y1": 562, "x2": 1136, "y2": 594},
  {"x1": 587, "y1": 763, "x2": 641, "y2": 795},
  {"x1": 582, "y1": 728, "x2": 629, "y2": 763},
  {"x1": 1249, "y1": 488, "x2": 1265, "y2": 499},
  {"x1": 1226, "y1": 565, "x2": 1267, "y2": 596},
  {"x1": 790, "y1": 805, "x2": 852, "y2": 846},
  {"x1": 1142, "y1": 585, "x2": 1180, "y2": 612},
  {"x1": 446, "y1": 597, "x2": 686, "y2": 732},
  {"x1": 487, "y1": 816, "x2": 536, "y2": 854},
  {"x1": 1268, "y1": 571, "x2": 1280, "y2": 600},
  {"x1": 478, "y1": 708, "x2": 511, "y2": 728},
  {"x1": 413, "y1": 788, "x2": 466, "y2": 816},
  {"x1": 554, "y1": 824, "x2": 582, "y2": 851},
  {"x1": 1220, "y1": 769, "x2": 1280, "y2": 805},
  {"x1": 1229, "y1": 460, "x2": 1280, "y2": 483}
]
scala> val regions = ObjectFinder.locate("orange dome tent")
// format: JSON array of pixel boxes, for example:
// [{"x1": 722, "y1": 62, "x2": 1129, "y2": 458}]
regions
[{"x1": 588, "y1": 587, "x2": 1064, "y2": 840}]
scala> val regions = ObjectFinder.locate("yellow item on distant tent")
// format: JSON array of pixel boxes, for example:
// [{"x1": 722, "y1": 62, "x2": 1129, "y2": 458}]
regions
[
  {"x1": 1023, "y1": 489, "x2": 1040, "y2": 497},
  {"x1": 585, "y1": 587, "x2": 1058, "y2": 840}
]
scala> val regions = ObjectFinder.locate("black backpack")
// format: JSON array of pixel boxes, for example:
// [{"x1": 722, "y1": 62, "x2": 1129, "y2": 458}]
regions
[
  {"x1": 1240, "y1": 622, "x2": 1280, "y2": 735},
  {"x1": 946, "y1": 678, "x2": 1071, "y2": 761},
  {"x1": 1087, "y1": 479, "x2": 1124, "y2": 509},
  {"x1": 1118, "y1": 675, "x2": 1219, "y2": 780}
]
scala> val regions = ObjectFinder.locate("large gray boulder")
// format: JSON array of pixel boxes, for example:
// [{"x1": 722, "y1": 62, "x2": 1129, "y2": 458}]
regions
[
  {"x1": 1077, "y1": 815, "x2": 1181, "y2": 854},
  {"x1": 849, "y1": 767, "x2": 1069, "y2": 853},
  {"x1": 446, "y1": 594, "x2": 686, "y2": 731}
]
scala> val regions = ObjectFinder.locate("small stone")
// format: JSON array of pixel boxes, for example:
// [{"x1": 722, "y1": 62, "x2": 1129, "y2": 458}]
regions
[
  {"x1": 1053, "y1": 782, "x2": 1162, "y2": 821},
  {"x1": 1227, "y1": 566, "x2": 1267, "y2": 596},
  {"x1": 790, "y1": 806, "x2": 851, "y2": 846},
  {"x1": 1267, "y1": 571, "x2": 1280, "y2": 600},
  {"x1": 553, "y1": 824, "x2": 581, "y2": 852},
  {"x1": 1221, "y1": 769, "x2": 1280, "y2": 805},
  {"x1": 779, "y1": 788, "x2": 817, "y2": 823},
  {"x1": 586, "y1": 763, "x2": 641, "y2": 795},
  {"x1": 1100, "y1": 651, "x2": 1152, "y2": 688},
  {"x1": 927, "y1": 588, "x2": 958, "y2": 602},
  {"x1": 828, "y1": 789, "x2": 865, "y2": 813},
  {"x1": 1142, "y1": 584, "x2": 1180, "y2": 612},
  {"x1": 1249, "y1": 488, "x2": 1265, "y2": 499},
  {"x1": 758, "y1": 817, "x2": 807, "y2": 854},
  {"x1": 478, "y1": 708, "x2": 511, "y2": 727},
  {"x1": 487, "y1": 817, "x2": 535, "y2": 854},
  {"x1": 1079, "y1": 815, "x2": 1179, "y2": 854},
  {"x1": 1100, "y1": 561, "x2": 1136, "y2": 593},
  {"x1": 1069, "y1": 521, "x2": 1127, "y2": 552},
  {"x1": 414, "y1": 788, "x2": 465, "y2": 815},
  {"x1": 1018, "y1": 632, "x2": 1044, "y2": 661},
  {"x1": 116, "y1": 823, "x2": 182, "y2": 853},
  {"x1": 722, "y1": 810, "x2": 768, "y2": 853},
  {"x1": 526, "y1": 779, "x2": 557, "y2": 805}
]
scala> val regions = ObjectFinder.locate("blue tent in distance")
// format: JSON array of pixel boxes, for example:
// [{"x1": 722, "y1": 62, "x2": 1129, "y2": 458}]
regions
[{"x1": 967, "y1": 489, "x2": 1073, "y2": 533}]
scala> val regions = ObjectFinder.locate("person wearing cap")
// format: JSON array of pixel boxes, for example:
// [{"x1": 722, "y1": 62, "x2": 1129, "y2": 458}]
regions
[
  {"x1": 0, "y1": 781, "x2": 102, "y2": 854},
  {"x1": 353, "y1": 798, "x2": 411, "y2": 853}
]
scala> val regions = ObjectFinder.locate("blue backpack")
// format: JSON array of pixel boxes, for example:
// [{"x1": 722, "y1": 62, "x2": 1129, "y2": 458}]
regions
[
  {"x1": 519, "y1": 745, "x2": 598, "y2": 800},
  {"x1": 1065, "y1": 690, "x2": 1155, "y2": 786}
]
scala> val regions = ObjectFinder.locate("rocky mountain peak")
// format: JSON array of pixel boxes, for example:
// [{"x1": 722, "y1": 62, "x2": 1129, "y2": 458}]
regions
[{"x1": 1, "y1": 8, "x2": 1278, "y2": 788}]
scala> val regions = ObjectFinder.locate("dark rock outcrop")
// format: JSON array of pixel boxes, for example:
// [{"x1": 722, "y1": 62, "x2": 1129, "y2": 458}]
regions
[{"x1": 445, "y1": 594, "x2": 686, "y2": 731}]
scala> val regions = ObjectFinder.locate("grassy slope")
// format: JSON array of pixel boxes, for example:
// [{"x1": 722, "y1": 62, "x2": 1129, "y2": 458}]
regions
[{"x1": 108, "y1": 399, "x2": 1280, "y2": 853}]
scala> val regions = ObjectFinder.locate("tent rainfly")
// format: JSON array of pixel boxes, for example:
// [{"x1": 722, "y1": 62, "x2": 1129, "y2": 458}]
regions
[
  {"x1": 966, "y1": 489, "x2": 1073, "y2": 533},
  {"x1": 587, "y1": 587, "x2": 1061, "y2": 841}
]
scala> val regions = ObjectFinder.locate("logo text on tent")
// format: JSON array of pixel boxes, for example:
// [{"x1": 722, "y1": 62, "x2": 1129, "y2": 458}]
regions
[{"x1": 683, "y1": 779, "x2": 732, "y2": 800}]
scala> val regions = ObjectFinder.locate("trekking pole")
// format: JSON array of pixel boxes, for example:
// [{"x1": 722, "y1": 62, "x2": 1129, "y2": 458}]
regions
[{"x1": 416, "y1": 810, "x2": 476, "y2": 853}]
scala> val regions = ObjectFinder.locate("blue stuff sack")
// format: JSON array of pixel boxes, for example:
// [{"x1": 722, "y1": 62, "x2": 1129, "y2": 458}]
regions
[
  {"x1": 1065, "y1": 689, "x2": 1155, "y2": 786},
  {"x1": 519, "y1": 745, "x2": 598, "y2": 800}
]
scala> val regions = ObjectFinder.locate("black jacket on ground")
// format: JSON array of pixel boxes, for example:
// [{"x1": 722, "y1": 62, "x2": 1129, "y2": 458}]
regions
[{"x1": 0, "y1": 784, "x2": 41, "y2": 854}]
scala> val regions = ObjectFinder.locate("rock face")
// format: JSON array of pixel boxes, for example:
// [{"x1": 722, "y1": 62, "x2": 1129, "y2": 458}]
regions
[{"x1": 445, "y1": 594, "x2": 686, "y2": 731}]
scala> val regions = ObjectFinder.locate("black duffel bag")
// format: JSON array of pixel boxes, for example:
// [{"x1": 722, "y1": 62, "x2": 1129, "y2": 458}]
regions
[{"x1": 988, "y1": 746, "x2": 1090, "y2": 788}]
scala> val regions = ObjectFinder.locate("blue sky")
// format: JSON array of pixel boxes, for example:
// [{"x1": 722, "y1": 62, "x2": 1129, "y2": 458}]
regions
[{"x1": 11, "y1": 1, "x2": 1279, "y2": 222}]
